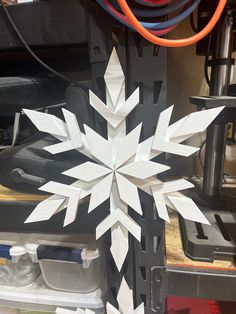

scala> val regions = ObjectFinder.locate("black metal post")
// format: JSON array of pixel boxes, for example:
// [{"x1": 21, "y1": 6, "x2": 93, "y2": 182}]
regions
[{"x1": 203, "y1": 8, "x2": 234, "y2": 200}]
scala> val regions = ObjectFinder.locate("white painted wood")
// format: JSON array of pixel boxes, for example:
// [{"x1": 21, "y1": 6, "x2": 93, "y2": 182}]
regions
[
  {"x1": 44, "y1": 109, "x2": 83, "y2": 154},
  {"x1": 103, "y1": 49, "x2": 131, "y2": 272},
  {"x1": 109, "y1": 183, "x2": 129, "y2": 271},
  {"x1": 71, "y1": 180, "x2": 96, "y2": 199},
  {"x1": 115, "y1": 124, "x2": 142, "y2": 168},
  {"x1": 23, "y1": 109, "x2": 67, "y2": 139},
  {"x1": 24, "y1": 48, "x2": 223, "y2": 281},
  {"x1": 168, "y1": 106, "x2": 224, "y2": 142},
  {"x1": 151, "y1": 179, "x2": 194, "y2": 195},
  {"x1": 155, "y1": 105, "x2": 174, "y2": 139},
  {"x1": 84, "y1": 125, "x2": 114, "y2": 169},
  {"x1": 109, "y1": 181, "x2": 127, "y2": 213},
  {"x1": 39, "y1": 181, "x2": 81, "y2": 197},
  {"x1": 117, "y1": 277, "x2": 134, "y2": 313},
  {"x1": 64, "y1": 192, "x2": 81, "y2": 227},
  {"x1": 62, "y1": 109, "x2": 83, "y2": 146},
  {"x1": 88, "y1": 173, "x2": 114, "y2": 213},
  {"x1": 89, "y1": 88, "x2": 139, "y2": 129},
  {"x1": 118, "y1": 160, "x2": 170, "y2": 179},
  {"x1": 44, "y1": 141, "x2": 80, "y2": 155},
  {"x1": 96, "y1": 208, "x2": 141, "y2": 241},
  {"x1": 115, "y1": 88, "x2": 140, "y2": 122},
  {"x1": 106, "y1": 303, "x2": 121, "y2": 314},
  {"x1": 153, "y1": 193, "x2": 170, "y2": 222},
  {"x1": 106, "y1": 277, "x2": 144, "y2": 314},
  {"x1": 133, "y1": 304, "x2": 145, "y2": 314},
  {"x1": 104, "y1": 48, "x2": 125, "y2": 109},
  {"x1": 152, "y1": 179, "x2": 194, "y2": 222},
  {"x1": 167, "y1": 195, "x2": 210, "y2": 224},
  {"x1": 110, "y1": 224, "x2": 129, "y2": 271},
  {"x1": 152, "y1": 106, "x2": 199, "y2": 156},
  {"x1": 89, "y1": 91, "x2": 118, "y2": 128},
  {"x1": 154, "y1": 140, "x2": 199, "y2": 157},
  {"x1": 135, "y1": 136, "x2": 154, "y2": 161},
  {"x1": 153, "y1": 106, "x2": 225, "y2": 157},
  {"x1": 116, "y1": 173, "x2": 142, "y2": 215},
  {"x1": 37, "y1": 181, "x2": 81, "y2": 226},
  {"x1": 129, "y1": 176, "x2": 162, "y2": 195},
  {"x1": 62, "y1": 161, "x2": 112, "y2": 182},
  {"x1": 25, "y1": 195, "x2": 66, "y2": 224}
]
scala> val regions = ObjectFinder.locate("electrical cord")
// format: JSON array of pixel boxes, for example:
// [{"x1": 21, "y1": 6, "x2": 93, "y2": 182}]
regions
[
  {"x1": 97, "y1": 0, "x2": 199, "y2": 31},
  {"x1": 96, "y1": 0, "x2": 177, "y2": 35},
  {"x1": 198, "y1": 140, "x2": 206, "y2": 170},
  {"x1": 141, "y1": 0, "x2": 201, "y2": 30},
  {"x1": 134, "y1": 0, "x2": 172, "y2": 7},
  {"x1": 117, "y1": 0, "x2": 227, "y2": 47},
  {"x1": 0, "y1": 0, "x2": 88, "y2": 91},
  {"x1": 204, "y1": 32, "x2": 212, "y2": 87},
  {"x1": 111, "y1": 0, "x2": 190, "y2": 18},
  {"x1": 190, "y1": 12, "x2": 198, "y2": 33}
]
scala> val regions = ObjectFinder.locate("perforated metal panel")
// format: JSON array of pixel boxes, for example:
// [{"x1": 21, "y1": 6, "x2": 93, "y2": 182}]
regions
[{"x1": 105, "y1": 33, "x2": 167, "y2": 314}]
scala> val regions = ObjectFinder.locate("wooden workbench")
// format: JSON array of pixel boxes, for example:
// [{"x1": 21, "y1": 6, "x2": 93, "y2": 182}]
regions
[
  {"x1": 0, "y1": 185, "x2": 47, "y2": 202},
  {"x1": 165, "y1": 211, "x2": 236, "y2": 301},
  {"x1": 165, "y1": 212, "x2": 236, "y2": 270}
]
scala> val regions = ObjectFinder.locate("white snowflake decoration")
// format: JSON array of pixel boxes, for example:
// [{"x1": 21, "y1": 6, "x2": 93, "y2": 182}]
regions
[
  {"x1": 23, "y1": 48, "x2": 224, "y2": 271},
  {"x1": 106, "y1": 277, "x2": 144, "y2": 314}
]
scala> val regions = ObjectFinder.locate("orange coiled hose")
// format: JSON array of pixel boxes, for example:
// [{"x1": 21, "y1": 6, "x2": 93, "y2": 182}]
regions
[{"x1": 117, "y1": 0, "x2": 227, "y2": 47}]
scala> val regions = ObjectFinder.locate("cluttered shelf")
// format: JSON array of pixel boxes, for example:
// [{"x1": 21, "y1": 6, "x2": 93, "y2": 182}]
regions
[
  {"x1": 165, "y1": 212, "x2": 236, "y2": 302},
  {"x1": 0, "y1": 185, "x2": 106, "y2": 314},
  {"x1": 166, "y1": 212, "x2": 236, "y2": 270}
]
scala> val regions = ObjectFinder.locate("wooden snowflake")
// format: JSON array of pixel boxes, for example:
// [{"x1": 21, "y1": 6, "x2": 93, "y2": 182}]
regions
[{"x1": 23, "y1": 49, "x2": 223, "y2": 271}]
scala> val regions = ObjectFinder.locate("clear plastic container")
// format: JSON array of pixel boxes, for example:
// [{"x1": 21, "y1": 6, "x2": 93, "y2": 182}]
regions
[
  {"x1": 26, "y1": 234, "x2": 105, "y2": 293},
  {"x1": 0, "y1": 233, "x2": 40, "y2": 287},
  {"x1": 0, "y1": 274, "x2": 105, "y2": 313},
  {"x1": 0, "y1": 309, "x2": 51, "y2": 314}
]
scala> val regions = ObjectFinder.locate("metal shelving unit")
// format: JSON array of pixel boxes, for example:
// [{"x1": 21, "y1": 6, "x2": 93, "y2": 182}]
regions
[{"x1": 161, "y1": 213, "x2": 236, "y2": 303}]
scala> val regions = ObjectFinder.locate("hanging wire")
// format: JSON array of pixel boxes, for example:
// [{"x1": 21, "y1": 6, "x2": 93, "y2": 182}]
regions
[
  {"x1": 0, "y1": 0, "x2": 88, "y2": 91},
  {"x1": 204, "y1": 32, "x2": 212, "y2": 87},
  {"x1": 190, "y1": 12, "x2": 198, "y2": 33}
]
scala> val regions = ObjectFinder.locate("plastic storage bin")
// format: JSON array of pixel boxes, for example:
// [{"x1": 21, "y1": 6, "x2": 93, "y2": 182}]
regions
[
  {"x1": 26, "y1": 234, "x2": 105, "y2": 293},
  {"x1": 0, "y1": 233, "x2": 40, "y2": 287},
  {"x1": 0, "y1": 309, "x2": 51, "y2": 314}
]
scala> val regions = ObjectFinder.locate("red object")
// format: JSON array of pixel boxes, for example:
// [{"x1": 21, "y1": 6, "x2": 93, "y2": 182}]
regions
[{"x1": 167, "y1": 297, "x2": 221, "y2": 314}]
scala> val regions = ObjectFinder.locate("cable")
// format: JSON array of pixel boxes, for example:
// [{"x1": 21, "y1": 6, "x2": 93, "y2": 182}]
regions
[
  {"x1": 0, "y1": 0, "x2": 88, "y2": 91},
  {"x1": 96, "y1": 0, "x2": 177, "y2": 35},
  {"x1": 97, "y1": 0, "x2": 174, "y2": 34},
  {"x1": 141, "y1": 0, "x2": 201, "y2": 30},
  {"x1": 190, "y1": 12, "x2": 198, "y2": 33},
  {"x1": 134, "y1": 0, "x2": 172, "y2": 7},
  {"x1": 204, "y1": 32, "x2": 212, "y2": 87},
  {"x1": 111, "y1": 0, "x2": 190, "y2": 18},
  {"x1": 198, "y1": 140, "x2": 206, "y2": 170},
  {"x1": 99, "y1": 0, "x2": 197, "y2": 31},
  {"x1": 117, "y1": 0, "x2": 227, "y2": 47}
]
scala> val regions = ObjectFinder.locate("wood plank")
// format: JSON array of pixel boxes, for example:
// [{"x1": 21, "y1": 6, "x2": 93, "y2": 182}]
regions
[
  {"x1": 0, "y1": 185, "x2": 47, "y2": 202},
  {"x1": 165, "y1": 212, "x2": 236, "y2": 270}
]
